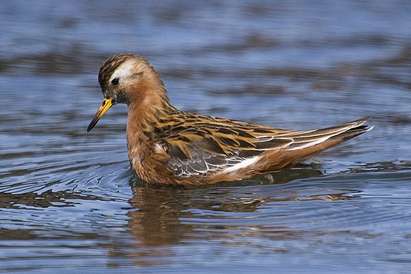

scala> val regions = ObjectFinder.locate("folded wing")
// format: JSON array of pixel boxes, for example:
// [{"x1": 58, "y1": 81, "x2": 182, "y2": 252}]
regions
[{"x1": 160, "y1": 116, "x2": 370, "y2": 178}]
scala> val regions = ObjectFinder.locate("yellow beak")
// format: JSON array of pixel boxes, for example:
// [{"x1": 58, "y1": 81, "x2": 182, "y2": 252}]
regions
[{"x1": 87, "y1": 98, "x2": 113, "y2": 132}]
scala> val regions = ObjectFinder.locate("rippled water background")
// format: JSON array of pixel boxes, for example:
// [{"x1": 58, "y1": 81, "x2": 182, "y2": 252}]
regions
[{"x1": 1, "y1": 1, "x2": 411, "y2": 273}]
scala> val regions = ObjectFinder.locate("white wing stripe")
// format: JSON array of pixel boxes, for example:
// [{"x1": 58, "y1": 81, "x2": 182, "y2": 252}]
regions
[{"x1": 222, "y1": 156, "x2": 260, "y2": 173}]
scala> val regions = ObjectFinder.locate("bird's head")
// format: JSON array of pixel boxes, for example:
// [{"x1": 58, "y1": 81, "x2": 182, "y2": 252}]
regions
[{"x1": 87, "y1": 54, "x2": 165, "y2": 132}]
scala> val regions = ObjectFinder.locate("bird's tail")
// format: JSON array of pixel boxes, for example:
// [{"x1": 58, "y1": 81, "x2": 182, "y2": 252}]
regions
[{"x1": 271, "y1": 118, "x2": 372, "y2": 168}]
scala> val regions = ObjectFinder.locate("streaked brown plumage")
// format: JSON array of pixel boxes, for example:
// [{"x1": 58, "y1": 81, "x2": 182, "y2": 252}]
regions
[{"x1": 87, "y1": 54, "x2": 372, "y2": 185}]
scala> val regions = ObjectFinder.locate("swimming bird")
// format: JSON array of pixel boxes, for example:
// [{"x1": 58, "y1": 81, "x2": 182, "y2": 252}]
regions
[{"x1": 87, "y1": 54, "x2": 371, "y2": 185}]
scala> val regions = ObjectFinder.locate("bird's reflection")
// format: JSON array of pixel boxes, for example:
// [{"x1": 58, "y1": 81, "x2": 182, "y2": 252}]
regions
[
  {"x1": 110, "y1": 164, "x2": 355, "y2": 266},
  {"x1": 127, "y1": 165, "x2": 324, "y2": 241},
  {"x1": 128, "y1": 185, "x2": 193, "y2": 246}
]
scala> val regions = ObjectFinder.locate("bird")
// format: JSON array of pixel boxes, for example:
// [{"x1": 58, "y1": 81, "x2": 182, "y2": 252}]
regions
[{"x1": 87, "y1": 53, "x2": 372, "y2": 185}]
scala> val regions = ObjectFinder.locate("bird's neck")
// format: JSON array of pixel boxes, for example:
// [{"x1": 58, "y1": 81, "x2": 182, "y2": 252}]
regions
[{"x1": 126, "y1": 86, "x2": 176, "y2": 155}]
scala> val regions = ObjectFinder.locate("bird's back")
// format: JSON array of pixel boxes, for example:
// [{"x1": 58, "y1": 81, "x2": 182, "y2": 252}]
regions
[{"x1": 151, "y1": 113, "x2": 371, "y2": 184}]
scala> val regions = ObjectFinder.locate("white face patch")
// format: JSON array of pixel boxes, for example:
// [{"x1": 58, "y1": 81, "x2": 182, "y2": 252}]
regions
[{"x1": 109, "y1": 59, "x2": 136, "y2": 83}]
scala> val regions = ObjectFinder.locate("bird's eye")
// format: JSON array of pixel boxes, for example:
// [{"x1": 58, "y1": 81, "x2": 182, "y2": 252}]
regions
[{"x1": 111, "y1": 77, "x2": 119, "y2": 85}]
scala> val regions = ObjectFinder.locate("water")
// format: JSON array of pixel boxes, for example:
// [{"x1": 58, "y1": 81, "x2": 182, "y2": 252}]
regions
[{"x1": 1, "y1": 1, "x2": 411, "y2": 273}]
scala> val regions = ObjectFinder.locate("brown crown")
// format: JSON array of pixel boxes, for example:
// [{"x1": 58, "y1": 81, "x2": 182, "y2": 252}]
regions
[{"x1": 98, "y1": 53, "x2": 136, "y2": 92}]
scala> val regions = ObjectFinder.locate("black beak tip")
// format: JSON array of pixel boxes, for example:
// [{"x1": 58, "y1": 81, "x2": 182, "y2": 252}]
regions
[{"x1": 87, "y1": 121, "x2": 96, "y2": 132}]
